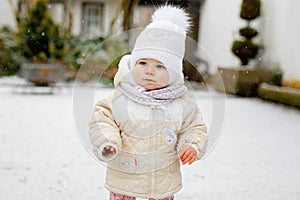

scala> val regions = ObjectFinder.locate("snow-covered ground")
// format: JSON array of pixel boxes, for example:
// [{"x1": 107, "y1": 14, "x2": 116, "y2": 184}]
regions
[{"x1": 1, "y1": 77, "x2": 300, "y2": 200}]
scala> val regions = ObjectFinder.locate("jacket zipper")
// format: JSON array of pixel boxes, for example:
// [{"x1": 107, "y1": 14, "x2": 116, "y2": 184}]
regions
[{"x1": 150, "y1": 105, "x2": 155, "y2": 197}]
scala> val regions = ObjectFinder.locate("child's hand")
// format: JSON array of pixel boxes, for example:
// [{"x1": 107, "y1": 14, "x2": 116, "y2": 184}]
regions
[
  {"x1": 179, "y1": 144, "x2": 197, "y2": 165},
  {"x1": 102, "y1": 145, "x2": 116, "y2": 156}
]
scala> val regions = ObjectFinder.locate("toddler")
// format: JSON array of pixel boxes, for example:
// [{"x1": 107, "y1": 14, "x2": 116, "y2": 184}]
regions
[{"x1": 89, "y1": 5, "x2": 208, "y2": 200}]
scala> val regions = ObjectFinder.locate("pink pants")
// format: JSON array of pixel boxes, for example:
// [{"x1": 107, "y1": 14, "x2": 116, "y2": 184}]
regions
[{"x1": 110, "y1": 192, "x2": 174, "y2": 200}]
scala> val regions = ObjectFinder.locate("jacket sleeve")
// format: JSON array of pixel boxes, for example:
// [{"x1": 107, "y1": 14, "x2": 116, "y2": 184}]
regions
[
  {"x1": 177, "y1": 97, "x2": 208, "y2": 160},
  {"x1": 89, "y1": 92, "x2": 121, "y2": 162}
]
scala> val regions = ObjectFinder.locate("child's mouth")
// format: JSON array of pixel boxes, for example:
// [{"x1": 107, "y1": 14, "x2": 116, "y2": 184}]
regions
[{"x1": 143, "y1": 79, "x2": 156, "y2": 82}]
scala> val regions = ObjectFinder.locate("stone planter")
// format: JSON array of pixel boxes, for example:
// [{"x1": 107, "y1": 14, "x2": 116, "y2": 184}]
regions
[
  {"x1": 215, "y1": 66, "x2": 277, "y2": 96},
  {"x1": 258, "y1": 83, "x2": 300, "y2": 108},
  {"x1": 21, "y1": 63, "x2": 64, "y2": 86}
]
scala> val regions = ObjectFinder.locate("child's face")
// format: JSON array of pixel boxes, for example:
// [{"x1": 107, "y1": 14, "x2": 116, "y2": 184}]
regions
[{"x1": 133, "y1": 58, "x2": 169, "y2": 90}]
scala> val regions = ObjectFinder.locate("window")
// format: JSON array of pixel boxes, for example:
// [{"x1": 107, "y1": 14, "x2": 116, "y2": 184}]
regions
[
  {"x1": 133, "y1": 5, "x2": 154, "y2": 28},
  {"x1": 82, "y1": 2, "x2": 104, "y2": 36}
]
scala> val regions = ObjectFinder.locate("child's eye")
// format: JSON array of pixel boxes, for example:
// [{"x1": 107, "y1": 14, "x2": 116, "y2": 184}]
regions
[
  {"x1": 138, "y1": 61, "x2": 147, "y2": 65},
  {"x1": 156, "y1": 64, "x2": 165, "y2": 69}
]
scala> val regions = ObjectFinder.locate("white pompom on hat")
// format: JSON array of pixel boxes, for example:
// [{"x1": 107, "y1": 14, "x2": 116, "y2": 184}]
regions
[{"x1": 130, "y1": 5, "x2": 191, "y2": 85}]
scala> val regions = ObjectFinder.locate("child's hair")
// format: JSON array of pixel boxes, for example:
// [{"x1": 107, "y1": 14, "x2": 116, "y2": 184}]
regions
[{"x1": 130, "y1": 5, "x2": 191, "y2": 85}]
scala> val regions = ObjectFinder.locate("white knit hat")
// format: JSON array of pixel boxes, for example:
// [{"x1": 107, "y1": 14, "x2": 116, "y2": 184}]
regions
[{"x1": 130, "y1": 5, "x2": 190, "y2": 85}]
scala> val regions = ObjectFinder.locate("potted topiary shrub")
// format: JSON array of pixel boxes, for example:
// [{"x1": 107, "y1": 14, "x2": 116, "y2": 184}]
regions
[
  {"x1": 14, "y1": 0, "x2": 66, "y2": 86},
  {"x1": 231, "y1": 0, "x2": 261, "y2": 66},
  {"x1": 215, "y1": 0, "x2": 280, "y2": 96}
]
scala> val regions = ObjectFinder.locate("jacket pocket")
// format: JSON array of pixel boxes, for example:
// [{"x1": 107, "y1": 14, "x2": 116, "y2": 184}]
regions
[{"x1": 108, "y1": 153, "x2": 137, "y2": 174}]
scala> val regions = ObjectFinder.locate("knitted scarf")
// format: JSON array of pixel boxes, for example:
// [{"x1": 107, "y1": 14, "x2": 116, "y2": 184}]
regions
[{"x1": 118, "y1": 82, "x2": 187, "y2": 106}]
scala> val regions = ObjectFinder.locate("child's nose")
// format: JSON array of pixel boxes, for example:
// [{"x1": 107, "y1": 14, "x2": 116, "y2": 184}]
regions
[{"x1": 145, "y1": 65, "x2": 155, "y2": 75}]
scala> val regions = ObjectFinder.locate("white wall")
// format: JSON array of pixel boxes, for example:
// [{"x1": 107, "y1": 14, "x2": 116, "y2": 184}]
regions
[
  {"x1": 199, "y1": 0, "x2": 300, "y2": 79},
  {"x1": 71, "y1": 1, "x2": 82, "y2": 35},
  {"x1": 265, "y1": 0, "x2": 300, "y2": 80},
  {"x1": 0, "y1": 0, "x2": 17, "y2": 30},
  {"x1": 199, "y1": 0, "x2": 243, "y2": 73}
]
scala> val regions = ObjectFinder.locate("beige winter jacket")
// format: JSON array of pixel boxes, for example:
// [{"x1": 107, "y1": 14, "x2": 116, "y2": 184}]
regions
[{"x1": 89, "y1": 56, "x2": 208, "y2": 199}]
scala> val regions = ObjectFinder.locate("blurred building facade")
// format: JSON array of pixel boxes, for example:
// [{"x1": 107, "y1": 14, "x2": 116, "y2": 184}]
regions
[{"x1": 1, "y1": 0, "x2": 300, "y2": 79}]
